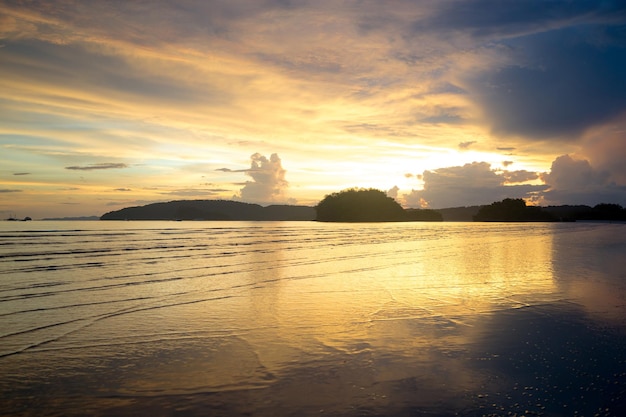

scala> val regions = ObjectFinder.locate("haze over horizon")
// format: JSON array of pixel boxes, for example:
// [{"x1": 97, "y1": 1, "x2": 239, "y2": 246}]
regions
[{"x1": 1, "y1": 1, "x2": 626, "y2": 219}]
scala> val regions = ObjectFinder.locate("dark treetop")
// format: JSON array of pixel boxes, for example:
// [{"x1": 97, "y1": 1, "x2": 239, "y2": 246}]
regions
[
  {"x1": 315, "y1": 188, "x2": 442, "y2": 222},
  {"x1": 473, "y1": 198, "x2": 556, "y2": 222}
]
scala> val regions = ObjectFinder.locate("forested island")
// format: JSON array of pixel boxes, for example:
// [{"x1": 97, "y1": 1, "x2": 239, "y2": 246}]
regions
[
  {"x1": 315, "y1": 188, "x2": 442, "y2": 222},
  {"x1": 99, "y1": 191, "x2": 626, "y2": 222},
  {"x1": 473, "y1": 198, "x2": 556, "y2": 222},
  {"x1": 471, "y1": 199, "x2": 626, "y2": 222}
]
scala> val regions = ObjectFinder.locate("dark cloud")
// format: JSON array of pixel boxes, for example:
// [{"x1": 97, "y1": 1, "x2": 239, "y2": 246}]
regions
[
  {"x1": 414, "y1": 0, "x2": 624, "y2": 39},
  {"x1": 405, "y1": 0, "x2": 626, "y2": 140},
  {"x1": 458, "y1": 141, "x2": 476, "y2": 150},
  {"x1": 13, "y1": 172, "x2": 30, "y2": 175},
  {"x1": 403, "y1": 162, "x2": 546, "y2": 208},
  {"x1": 540, "y1": 155, "x2": 609, "y2": 191},
  {"x1": 460, "y1": 10, "x2": 626, "y2": 139},
  {"x1": 502, "y1": 160, "x2": 514, "y2": 167},
  {"x1": 237, "y1": 153, "x2": 289, "y2": 204},
  {"x1": 0, "y1": 189, "x2": 22, "y2": 193},
  {"x1": 497, "y1": 147, "x2": 516, "y2": 152},
  {"x1": 419, "y1": 114, "x2": 464, "y2": 125},
  {"x1": 65, "y1": 163, "x2": 128, "y2": 171},
  {"x1": 539, "y1": 154, "x2": 626, "y2": 205},
  {"x1": 114, "y1": 188, "x2": 132, "y2": 192}
]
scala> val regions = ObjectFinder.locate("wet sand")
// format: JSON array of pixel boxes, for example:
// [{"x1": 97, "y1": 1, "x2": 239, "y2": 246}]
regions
[{"x1": 1, "y1": 222, "x2": 625, "y2": 416}]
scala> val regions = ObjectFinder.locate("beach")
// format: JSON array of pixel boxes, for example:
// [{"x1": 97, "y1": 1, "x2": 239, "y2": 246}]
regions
[{"x1": 1, "y1": 221, "x2": 625, "y2": 416}]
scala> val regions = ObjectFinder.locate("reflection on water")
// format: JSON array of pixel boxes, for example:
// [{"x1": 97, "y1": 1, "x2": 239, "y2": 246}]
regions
[{"x1": 1, "y1": 221, "x2": 625, "y2": 416}]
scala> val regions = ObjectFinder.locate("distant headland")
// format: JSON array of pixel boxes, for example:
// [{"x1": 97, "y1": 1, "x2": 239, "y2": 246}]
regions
[{"x1": 100, "y1": 200, "x2": 316, "y2": 221}]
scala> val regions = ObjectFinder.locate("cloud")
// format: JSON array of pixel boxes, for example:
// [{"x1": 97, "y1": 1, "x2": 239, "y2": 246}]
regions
[
  {"x1": 502, "y1": 170, "x2": 538, "y2": 184},
  {"x1": 455, "y1": 2, "x2": 626, "y2": 140},
  {"x1": 502, "y1": 161, "x2": 514, "y2": 167},
  {"x1": 160, "y1": 188, "x2": 225, "y2": 197},
  {"x1": 105, "y1": 199, "x2": 162, "y2": 207},
  {"x1": 403, "y1": 162, "x2": 546, "y2": 208},
  {"x1": 539, "y1": 154, "x2": 626, "y2": 205},
  {"x1": 237, "y1": 153, "x2": 289, "y2": 204},
  {"x1": 582, "y1": 119, "x2": 626, "y2": 185},
  {"x1": 414, "y1": 0, "x2": 621, "y2": 39},
  {"x1": 404, "y1": 155, "x2": 625, "y2": 208},
  {"x1": 114, "y1": 188, "x2": 132, "y2": 192},
  {"x1": 13, "y1": 172, "x2": 30, "y2": 175},
  {"x1": 0, "y1": 189, "x2": 22, "y2": 193},
  {"x1": 387, "y1": 185, "x2": 400, "y2": 199},
  {"x1": 541, "y1": 155, "x2": 608, "y2": 191},
  {"x1": 458, "y1": 141, "x2": 476, "y2": 150},
  {"x1": 65, "y1": 163, "x2": 128, "y2": 171}
]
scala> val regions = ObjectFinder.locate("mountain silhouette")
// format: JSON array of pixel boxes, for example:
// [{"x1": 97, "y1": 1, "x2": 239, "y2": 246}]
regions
[{"x1": 100, "y1": 200, "x2": 315, "y2": 221}]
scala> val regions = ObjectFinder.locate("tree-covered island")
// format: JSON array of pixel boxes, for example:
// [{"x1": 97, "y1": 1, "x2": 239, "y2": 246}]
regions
[
  {"x1": 315, "y1": 188, "x2": 442, "y2": 222},
  {"x1": 473, "y1": 198, "x2": 557, "y2": 222}
]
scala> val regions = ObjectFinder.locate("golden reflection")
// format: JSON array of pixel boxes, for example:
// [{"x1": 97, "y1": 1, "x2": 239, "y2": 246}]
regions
[
  {"x1": 180, "y1": 223, "x2": 559, "y2": 391},
  {"x1": 48, "y1": 223, "x2": 561, "y2": 399}
]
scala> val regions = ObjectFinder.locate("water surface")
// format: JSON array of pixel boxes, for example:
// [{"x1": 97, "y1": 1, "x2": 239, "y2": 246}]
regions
[{"x1": 1, "y1": 221, "x2": 625, "y2": 416}]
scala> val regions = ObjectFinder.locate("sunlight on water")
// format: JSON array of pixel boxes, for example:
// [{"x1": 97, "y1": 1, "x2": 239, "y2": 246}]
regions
[{"x1": 1, "y1": 221, "x2": 625, "y2": 416}]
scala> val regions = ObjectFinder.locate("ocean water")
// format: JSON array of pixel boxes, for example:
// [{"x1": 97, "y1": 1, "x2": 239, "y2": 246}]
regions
[{"x1": 1, "y1": 221, "x2": 625, "y2": 416}]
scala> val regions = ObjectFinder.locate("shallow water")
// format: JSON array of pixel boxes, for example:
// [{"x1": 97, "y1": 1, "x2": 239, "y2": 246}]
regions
[{"x1": 1, "y1": 221, "x2": 625, "y2": 416}]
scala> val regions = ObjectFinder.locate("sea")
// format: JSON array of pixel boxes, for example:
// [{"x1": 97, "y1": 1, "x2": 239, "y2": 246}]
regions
[{"x1": 1, "y1": 221, "x2": 625, "y2": 416}]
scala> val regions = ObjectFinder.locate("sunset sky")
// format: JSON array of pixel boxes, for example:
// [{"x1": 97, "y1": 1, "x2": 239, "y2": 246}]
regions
[{"x1": 1, "y1": 0, "x2": 626, "y2": 219}]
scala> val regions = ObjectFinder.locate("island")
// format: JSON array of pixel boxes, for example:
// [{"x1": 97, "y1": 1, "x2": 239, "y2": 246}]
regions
[
  {"x1": 473, "y1": 198, "x2": 557, "y2": 222},
  {"x1": 315, "y1": 188, "x2": 442, "y2": 222},
  {"x1": 473, "y1": 199, "x2": 626, "y2": 222}
]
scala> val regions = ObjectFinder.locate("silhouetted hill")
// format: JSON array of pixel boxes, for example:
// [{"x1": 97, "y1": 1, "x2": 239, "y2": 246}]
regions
[{"x1": 100, "y1": 200, "x2": 315, "y2": 221}]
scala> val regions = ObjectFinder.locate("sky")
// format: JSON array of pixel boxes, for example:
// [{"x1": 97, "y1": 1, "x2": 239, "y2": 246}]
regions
[{"x1": 1, "y1": 0, "x2": 626, "y2": 219}]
